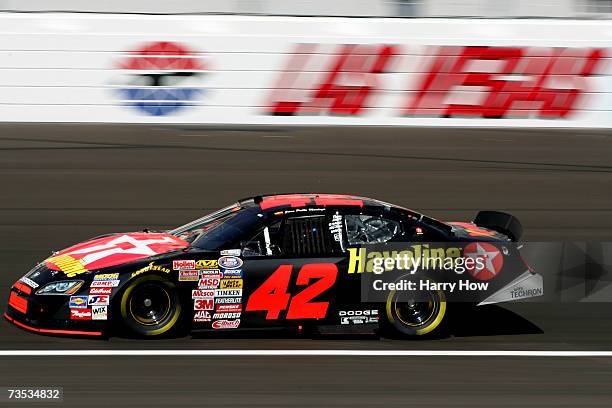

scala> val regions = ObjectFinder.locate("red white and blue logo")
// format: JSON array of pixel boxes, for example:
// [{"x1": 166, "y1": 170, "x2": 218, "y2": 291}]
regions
[{"x1": 116, "y1": 41, "x2": 207, "y2": 116}]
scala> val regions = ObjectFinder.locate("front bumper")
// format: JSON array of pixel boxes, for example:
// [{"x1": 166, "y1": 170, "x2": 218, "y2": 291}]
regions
[{"x1": 5, "y1": 282, "x2": 105, "y2": 337}]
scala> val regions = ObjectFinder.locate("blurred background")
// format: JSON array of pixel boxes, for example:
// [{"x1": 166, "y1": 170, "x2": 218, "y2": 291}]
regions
[{"x1": 0, "y1": 0, "x2": 610, "y2": 18}]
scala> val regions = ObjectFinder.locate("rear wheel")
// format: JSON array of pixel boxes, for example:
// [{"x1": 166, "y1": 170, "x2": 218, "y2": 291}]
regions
[
  {"x1": 384, "y1": 284, "x2": 447, "y2": 337},
  {"x1": 119, "y1": 275, "x2": 182, "y2": 337}
]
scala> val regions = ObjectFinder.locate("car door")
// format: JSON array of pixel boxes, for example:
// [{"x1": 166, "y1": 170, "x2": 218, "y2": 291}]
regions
[{"x1": 239, "y1": 209, "x2": 344, "y2": 328}]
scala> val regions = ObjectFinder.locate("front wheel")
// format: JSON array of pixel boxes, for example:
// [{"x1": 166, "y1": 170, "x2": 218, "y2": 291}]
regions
[
  {"x1": 118, "y1": 275, "x2": 183, "y2": 337},
  {"x1": 383, "y1": 284, "x2": 447, "y2": 338}
]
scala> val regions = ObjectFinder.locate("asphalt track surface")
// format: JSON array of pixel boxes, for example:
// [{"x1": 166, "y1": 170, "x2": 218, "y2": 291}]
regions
[{"x1": 0, "y1": 124, "x2": 611, "y2": 407}]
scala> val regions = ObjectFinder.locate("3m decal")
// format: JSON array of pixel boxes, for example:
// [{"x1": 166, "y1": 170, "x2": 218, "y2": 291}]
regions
[
  {"x1": 194, "y1": 298, "x2": 214, "y2": 311},
  {"x1": 245, "y1": 263, "x2": 338, "y2": 320}
]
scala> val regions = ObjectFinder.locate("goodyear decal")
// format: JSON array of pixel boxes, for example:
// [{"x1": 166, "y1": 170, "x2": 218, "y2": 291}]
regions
[{"x1": 132, "y1": 262, "x2": 171, "y2": 278}]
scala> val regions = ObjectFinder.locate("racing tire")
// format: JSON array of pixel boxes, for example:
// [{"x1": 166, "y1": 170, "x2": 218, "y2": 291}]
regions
[
  {"x1": 117, "y1": 275, "x2": 183, "y2": 338},
  {"x1": 382, "y1": 283, "x2": 447, "y2": 338}
]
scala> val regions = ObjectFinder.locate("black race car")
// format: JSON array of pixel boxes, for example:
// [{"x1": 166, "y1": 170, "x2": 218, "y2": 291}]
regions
[{"x1": 5, "y1": 193, "x2": 543, "y2": 338}]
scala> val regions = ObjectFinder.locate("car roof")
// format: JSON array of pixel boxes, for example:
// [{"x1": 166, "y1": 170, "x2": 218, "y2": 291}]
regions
[{"x1": 238, "y1": 193, "x2": 408, "y2": 212}]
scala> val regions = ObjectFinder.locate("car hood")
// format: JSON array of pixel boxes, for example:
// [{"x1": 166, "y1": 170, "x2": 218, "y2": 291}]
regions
[{"x1": 43, "y1": 232, "x2": 189, "y2": 278}]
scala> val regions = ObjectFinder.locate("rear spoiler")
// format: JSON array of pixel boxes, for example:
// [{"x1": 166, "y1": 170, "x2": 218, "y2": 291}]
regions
[{"x1": 473, "y1": 211, "x2": 523, "y2": 242}]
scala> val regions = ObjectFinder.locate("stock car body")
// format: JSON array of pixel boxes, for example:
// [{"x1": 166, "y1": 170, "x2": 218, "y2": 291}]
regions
[{"x1": 5, "y1": 194, "x2": 543, "y2": 338}]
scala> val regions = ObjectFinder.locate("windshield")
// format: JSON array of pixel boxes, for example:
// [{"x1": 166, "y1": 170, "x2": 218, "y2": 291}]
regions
[
  {"x1": 170, "y1": 204, "x2": 264, "y2": 251},
  {"x1": 170, "y1": 204, "x2": 242, "y2": 244}
]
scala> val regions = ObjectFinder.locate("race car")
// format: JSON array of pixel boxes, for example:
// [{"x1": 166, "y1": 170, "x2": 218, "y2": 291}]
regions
[{"x1": 5, "y1": 193, "x2": 543, "y2": 338}]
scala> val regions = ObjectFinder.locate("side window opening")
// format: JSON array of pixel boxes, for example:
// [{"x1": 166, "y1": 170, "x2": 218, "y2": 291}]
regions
[
  {"x1": 283, "y1": 215, "x2": 332, "y2": 256},
  {"x1": 241, "y1": 219, "x2": 282, "y2": 257},
  {"x1": 345, "y1": 214, "x2": 401, "y2": 245}
]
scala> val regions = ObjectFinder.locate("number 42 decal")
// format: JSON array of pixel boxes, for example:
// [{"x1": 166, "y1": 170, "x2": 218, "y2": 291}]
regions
[{"x1": 246, "y1": 263, "x2": 338, "y2": 320}]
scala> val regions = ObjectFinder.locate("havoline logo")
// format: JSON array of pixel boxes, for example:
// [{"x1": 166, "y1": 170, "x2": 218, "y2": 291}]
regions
[{"x1": 115, "y1": 41, "x2": 207, "y2": 116}]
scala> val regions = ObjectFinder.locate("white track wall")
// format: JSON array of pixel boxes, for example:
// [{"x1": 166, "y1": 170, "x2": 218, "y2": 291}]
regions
[{"x1": 0, "y1": 13, "x2": 609, "y2": 127}]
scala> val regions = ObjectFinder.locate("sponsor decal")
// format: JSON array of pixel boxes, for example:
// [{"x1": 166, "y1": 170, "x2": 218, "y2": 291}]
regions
[
  {"x1": 214, "y1": 289, "x2": 242, "y2": 297},
  {"x1": 92, "y1": 305, "x2": 108, "y2": 320},
  {"x1": 19, "y1": 277, "x2": 39, "y2": 289},
  {"x1": 70, "y1": 308, "x2": 92, "y2": 320},
  {"x1": 347, "y1": 245, "x2": 463, "y2": 274},
  {"x1": 220, "y1": 249, "x2": 241, "y2": 256},
  {"x1": 329, "y1": 213, "x2": 343, "y2": 243},
  {"x1": 89, "y1": 287, "x2": 112, "y2": 295},
  {"x1": 179, "y1": 270, "x2": 199, "y2": 282},
  {"x1": 464, "y1": 243, "x2": 503, "y2": 281},
  {"x1": 511, "y1": 286, "x2": 544, "y2": 300},
  {"x1": 220, "y1": 279, "x2": 243, "y2": 289},
  {"x1": 193, "y1": 310, "x2": 212, "y2": 323},
  {"x1": 132, "y1": 262, "x2": 171, "y2": 278},
  {"x1": 222, "y1": 269, "x2": 242, "y2": 279},
  {"x1": 173, "y1": 260, "x2": 196, "y2": 270},
  {"x1": 218, "y1": 256, "x2": 243, "y2": 270},
  {"x1": 194, "y1": 298, "x2": 214, "y2": 311},
  {"x1": 339, "y1": 309, "x2": 379, "y2": 325},
  {"x1": 212, "y1": 319, "x2": 241, "y2": 329},
  {"x1": 90, "y1": 279, "x2": 120, "y2": 288},
  {"x1": 115, "y1": 41, "x2": 207, "y2": 116},
  {"x1": 192, "y1": 290, "x2": 215, "y2": 298},
  {"x1": 199, "y1": 271, "x2": 222, "y2": 279},
  {"x1": 45, "y1": 233, "x2": 187, "y2": 277},
  {"x1": 198, "y1": 277, "x2": 220, "y2": 289},
  {"x1": 216, "y1": 304, "x2": 242, "y2": 313},
  {"x1": 196, "y1": 260, "x2": 219, "y2": 269},
  {"x1": 215, "y1": 297, "x2": 242, "y2": 304},
  {"x1": 88, "y1": 295, "x2": 110, "y2": 306},
  {"x1": 94, "y1": 273, "x2": 120, "y2": 281},
  {"x1": 69, "y1": 296, "x2": 89, "y2": 309},
  {"x1": 213, "y1": 312, "x2": 241, "y2": 319}
]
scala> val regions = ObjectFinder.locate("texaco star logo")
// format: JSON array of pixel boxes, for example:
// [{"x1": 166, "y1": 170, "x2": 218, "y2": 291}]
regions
[{"x1": 464, "y1": 242, "x2": 503, "y2": 281}]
